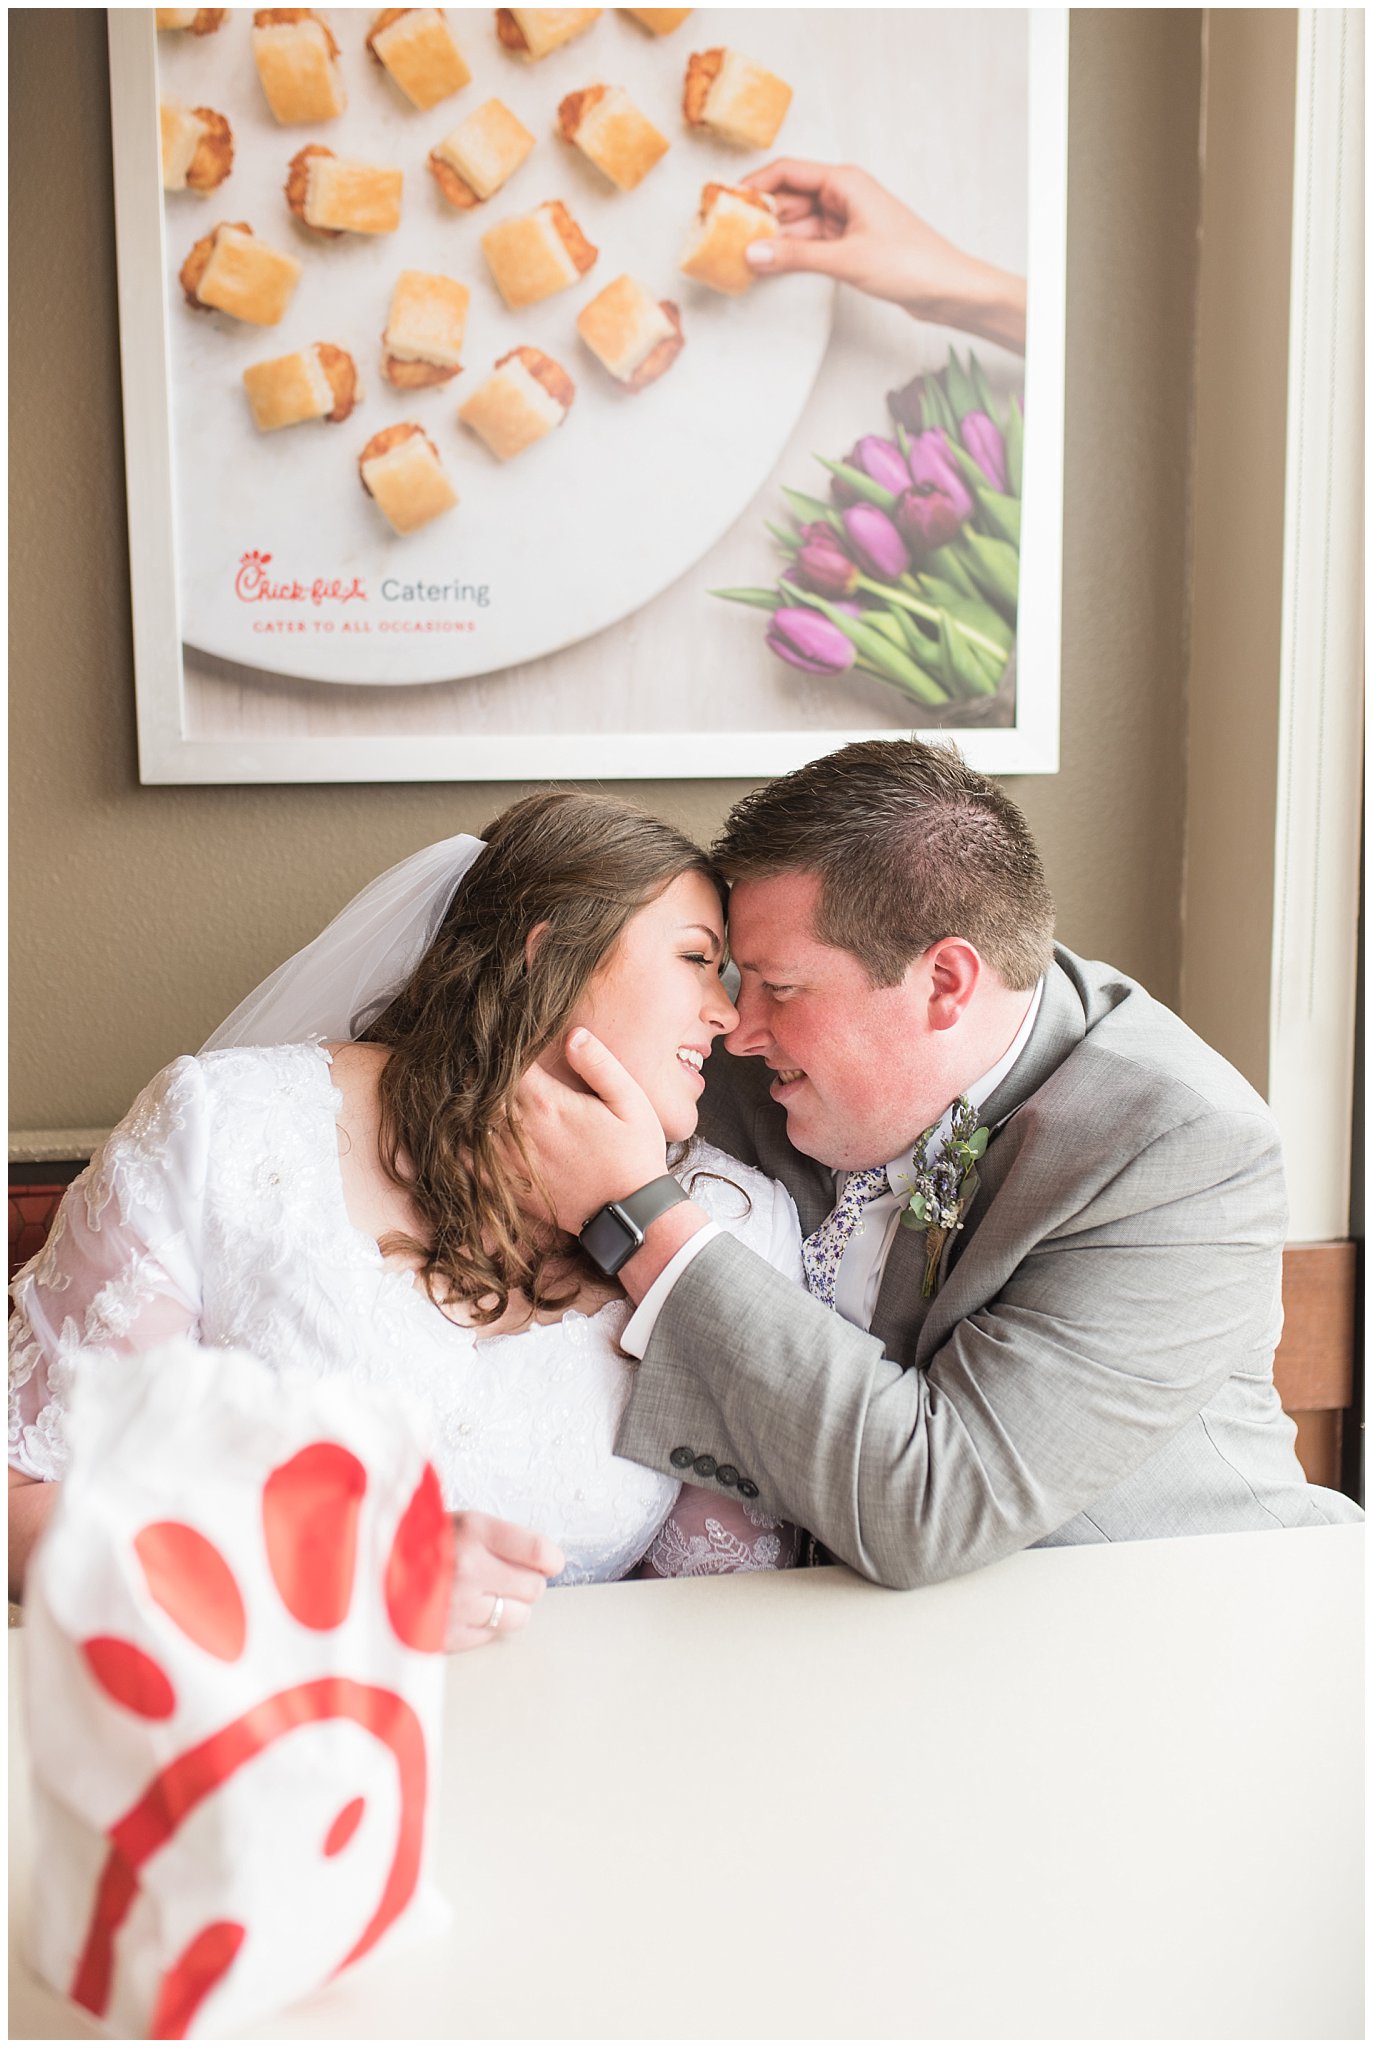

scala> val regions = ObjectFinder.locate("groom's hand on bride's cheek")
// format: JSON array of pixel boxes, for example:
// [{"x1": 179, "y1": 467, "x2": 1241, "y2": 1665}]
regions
[{"x1": 516, "y1": 1030, "x2": 668, "y2": 1233}]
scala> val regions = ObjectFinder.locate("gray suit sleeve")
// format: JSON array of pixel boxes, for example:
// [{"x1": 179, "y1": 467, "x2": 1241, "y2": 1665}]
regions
[{"x1": 615, "y1": 1106, "x2": 1288, "y2": 1588}]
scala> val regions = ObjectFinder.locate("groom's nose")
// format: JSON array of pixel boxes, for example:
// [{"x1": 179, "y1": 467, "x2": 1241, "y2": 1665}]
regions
[{"x1": 724, "y1": 985, "x2": 770, "y2": 1058}]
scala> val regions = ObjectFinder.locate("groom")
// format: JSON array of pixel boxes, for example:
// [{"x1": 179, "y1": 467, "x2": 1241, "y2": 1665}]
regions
[{"x1": 521, "y1": 739, "x2": 1361, "y2": 1585}]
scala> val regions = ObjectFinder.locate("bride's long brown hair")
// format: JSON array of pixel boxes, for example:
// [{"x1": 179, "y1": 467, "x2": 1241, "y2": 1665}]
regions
[{"x1": 366, "y1": 790, "x2": 723, "y2": 1325}]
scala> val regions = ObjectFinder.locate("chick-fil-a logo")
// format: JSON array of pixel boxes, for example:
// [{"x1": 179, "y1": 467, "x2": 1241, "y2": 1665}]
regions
[{"x1": 234, "y1": 550, "x2": 367, "y2": 606}]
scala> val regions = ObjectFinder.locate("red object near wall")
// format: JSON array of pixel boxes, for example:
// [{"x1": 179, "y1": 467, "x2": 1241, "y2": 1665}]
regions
[{"x1": 9, "y1": 1187, "x2": 68, "y2": 1285}]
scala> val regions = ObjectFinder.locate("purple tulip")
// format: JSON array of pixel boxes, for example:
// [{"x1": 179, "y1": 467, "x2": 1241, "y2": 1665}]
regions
[
  {"x1": 851, "y1": 435, "x2": 913, "y2": 495},
  {"x1": 907, "y1": 429, "x2": 974, "y2": 525},
  {"x1": 766, "y1": 607, "x2": 856, "y2": 676},
  {"x1": 792, "y1": 523, "x2": 859, "y2": 598},
  {"x1": 841, "y1": 502, "x2": 910, "y2": 581},
  {"x1": 961, "y1": 410, "x2": 1009, "y2": 492},
  {"x1": 830, "y1": 434, "x2": 913, "y2": 505},
  {"x1": 886, "y1": 374, "x2": 926, "y2": 432},
  {"x1": 894, "y1": 485, "x2": 963, "y2": 558}
]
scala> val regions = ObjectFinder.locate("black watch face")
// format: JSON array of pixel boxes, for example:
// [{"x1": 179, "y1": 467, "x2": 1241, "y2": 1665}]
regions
[{"x1": 580, "y1": 1206, "x2": 638, "y2": 1275}]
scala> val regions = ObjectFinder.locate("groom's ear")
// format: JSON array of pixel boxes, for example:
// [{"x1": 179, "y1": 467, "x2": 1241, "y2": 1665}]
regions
[{"x1": 524, "y1": 921, "x2": 551, "y2": 971}]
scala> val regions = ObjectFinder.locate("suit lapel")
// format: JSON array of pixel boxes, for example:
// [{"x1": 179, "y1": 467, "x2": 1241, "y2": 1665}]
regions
[
  {"x1": 871, "y1": 1217, "x2": 934, "y2": 1355},
  {"x1": 876, "y1": 959, "x2": 1089, "y2": 1356},
  {"x1": 976, "y1": 956, "x2": 1087, "y2": 1135}
]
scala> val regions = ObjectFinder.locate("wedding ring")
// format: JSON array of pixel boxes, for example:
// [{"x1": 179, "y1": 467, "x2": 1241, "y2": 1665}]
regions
[{"x1": 485, "y1": 1594, "x2": 505, "y2": 1631}]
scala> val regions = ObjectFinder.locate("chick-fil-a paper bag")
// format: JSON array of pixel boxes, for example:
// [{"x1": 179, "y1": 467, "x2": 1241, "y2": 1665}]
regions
[{"x1": 23, "y1": 1338, "x2": 455, "y2": 2039}]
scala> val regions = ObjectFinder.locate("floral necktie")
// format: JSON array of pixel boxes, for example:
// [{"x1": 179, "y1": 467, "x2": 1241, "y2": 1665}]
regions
[{"x1": 801, "y1": 1166, "x2": 890, "y2": 1310}]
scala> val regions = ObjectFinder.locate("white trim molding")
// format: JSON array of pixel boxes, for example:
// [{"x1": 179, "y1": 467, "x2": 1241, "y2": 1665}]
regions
[{"x1": 1268, "y1": 9, "x2": 1364, "y2": 1241}]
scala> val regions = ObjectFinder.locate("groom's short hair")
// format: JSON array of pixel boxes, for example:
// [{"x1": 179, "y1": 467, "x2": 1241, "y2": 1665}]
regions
[{"x1": 712, "y1": 739, "x2": 1055, "y2": 991}]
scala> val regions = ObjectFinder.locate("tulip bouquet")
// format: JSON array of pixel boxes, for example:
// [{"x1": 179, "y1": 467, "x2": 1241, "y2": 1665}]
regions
[{"x1": 716, "y1": 349, "x2": 1022, "y2": 717}]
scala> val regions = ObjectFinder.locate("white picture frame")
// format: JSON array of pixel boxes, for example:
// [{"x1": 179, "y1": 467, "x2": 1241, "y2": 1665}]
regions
[{"x1": 111, "y1": 8, "x2": 1067, "y2": 784}]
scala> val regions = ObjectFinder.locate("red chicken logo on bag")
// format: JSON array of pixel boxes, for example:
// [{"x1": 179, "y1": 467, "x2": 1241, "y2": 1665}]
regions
[{"x1": 24, "y1": 1346, "x2": 455, "y2": 2041}]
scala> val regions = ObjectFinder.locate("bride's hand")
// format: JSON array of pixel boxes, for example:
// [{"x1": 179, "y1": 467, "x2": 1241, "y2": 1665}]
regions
[
  {"x1": 515, "y1": 1029, "x2": 668, "y2": 1235},
  {"x1": 444, "y1": 1511, "x2": 565, "y2": 1653}
]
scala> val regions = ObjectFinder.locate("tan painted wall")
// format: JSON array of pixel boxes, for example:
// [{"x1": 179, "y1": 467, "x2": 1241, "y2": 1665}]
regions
[
  {"x1": 1180, "y1": 9, "x2": 1299, "y2": 1097},
  {"x1": 11, "y1": 10, "x2": 1204, "y2": 1133}
]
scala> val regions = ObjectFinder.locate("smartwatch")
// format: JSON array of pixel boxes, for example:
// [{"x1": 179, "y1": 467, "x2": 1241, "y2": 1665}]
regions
[{"x1": 578, "y1": 1175, "x2": 688, "y2": 1277}]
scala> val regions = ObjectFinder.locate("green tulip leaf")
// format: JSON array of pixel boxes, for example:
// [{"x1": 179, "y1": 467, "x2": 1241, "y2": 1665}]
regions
[
  {"x1": 945, "y1": 348, "x2": 980, "y2": 424},
  {"x1": 864, "y1": 609, "x2": 910, "y2": 650},
  {"x1": 802, "y1": 592, "x2": 950, "y2": 704},
  {"x1": 915, "y1": 578, "x2": 1013, "y2": 652},
  {"x1": 894, "y1": 604, "x2": 938, "y2": 658},
  {"x1": 977, "y1": 488, "x2": 1021, "y2": 549},
  {"x1": 915, "y1": 371, "x2": 954, "y2": 437},
  {"x1": 1005, "y1": 395, "x2": 1025, "y2": 499},
  {"x1": 921, "y1": 547, "x2": 981, "y2": 599},
  {"x1": 946, "y1": 438, "x2": 998, "y2": 504},
  {"x1": 817, "y1": 457, "x2": 898, "y2": 513},
  {"x1": 711, "y1": 586, "x2": 785, "y2": 611},
  {"x1": 958, "y1": 531, "x2": 1020, "y2": 621},
  {"x1": 938, "y1": 609, "x2": 1000, "y2": 698},
  {"x1": 782, "y1": 487, "x2": 844, "y2": 534},
  {"x1": 969, "y1": 351, "x2": 999, "y2": 426}
]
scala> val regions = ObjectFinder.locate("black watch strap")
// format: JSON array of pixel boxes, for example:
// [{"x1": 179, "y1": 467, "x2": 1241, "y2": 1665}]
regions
[{"x1": 578, "y1": 1174, "x2": 688, "y2": 1277}]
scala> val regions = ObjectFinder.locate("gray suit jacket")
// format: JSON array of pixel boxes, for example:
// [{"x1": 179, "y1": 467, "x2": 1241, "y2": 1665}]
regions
[{"x1": 615, "y1": 947, "x2": 1362, "y2": 1587}]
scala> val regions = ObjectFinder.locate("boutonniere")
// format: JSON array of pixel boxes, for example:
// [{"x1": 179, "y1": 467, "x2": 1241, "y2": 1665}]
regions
[{"x1": 897, "y1": 1096, "x2": 989, "y2": 1296}]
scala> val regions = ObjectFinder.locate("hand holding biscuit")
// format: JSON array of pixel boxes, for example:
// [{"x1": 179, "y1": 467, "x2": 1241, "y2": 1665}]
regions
[{"x1": 741, "y1": 159, "x2": 1027, "y2": 355}]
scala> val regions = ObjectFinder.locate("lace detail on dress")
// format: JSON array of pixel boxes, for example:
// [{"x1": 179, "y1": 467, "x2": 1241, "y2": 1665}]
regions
[
  {"x1": 85, "y1": 1254, "x2": 171, "y2": 1344},
  {"x1": 9, "y1": 1314, "x2": 118, "y2": 1482},
  {"x1": 22, "y1": 1203, "x2": 72, "y2": 1296},
  {"x1": 642, "y1": 1507, "x2": 801, "y2": 1577},
  {"x1": 82, "y1": 1059, "x2": 199, "y2": 1231}
]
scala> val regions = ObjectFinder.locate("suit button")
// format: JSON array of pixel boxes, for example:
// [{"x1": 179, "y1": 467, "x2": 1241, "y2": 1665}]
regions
[
  {"x1": 716, "y1": 1464, "x2": 739, "y2": 1488},
  {"x1": 739, "y1": 1479, "x2": 760, "y2": 1499},
  {"x1": 669, "y1": 1446, "x2": 694, "y2": 1470},
  {"x1": 692, "y1": 1454, "x2": 717, "y2": 1479}
]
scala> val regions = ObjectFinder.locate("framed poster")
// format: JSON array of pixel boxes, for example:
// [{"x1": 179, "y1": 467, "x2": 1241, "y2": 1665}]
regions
[{"x1": 111, "y1": 8, "x2": 1066, "y2": 783}]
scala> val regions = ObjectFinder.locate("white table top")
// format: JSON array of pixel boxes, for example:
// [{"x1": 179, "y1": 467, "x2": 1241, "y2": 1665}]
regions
[{"x1": 9, "y1": 1525, "x2": 1363, "y2": 2040}]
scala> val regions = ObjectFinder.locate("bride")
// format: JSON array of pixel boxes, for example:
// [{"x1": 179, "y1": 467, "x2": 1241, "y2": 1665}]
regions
[{"x1": 8, "y1": 792, "x2": 805, "y2": 1636}]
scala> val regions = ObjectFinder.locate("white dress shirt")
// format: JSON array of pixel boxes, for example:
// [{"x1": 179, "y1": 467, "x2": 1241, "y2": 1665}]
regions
[{"x1": 622, "y1": 979, "x2": 1043, "y2": 1356}]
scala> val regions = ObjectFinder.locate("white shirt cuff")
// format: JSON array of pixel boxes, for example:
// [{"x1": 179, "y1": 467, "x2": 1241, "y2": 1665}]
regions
[{"x1": 619, "y1": 1221, "x2": 725, "y2": 1359}]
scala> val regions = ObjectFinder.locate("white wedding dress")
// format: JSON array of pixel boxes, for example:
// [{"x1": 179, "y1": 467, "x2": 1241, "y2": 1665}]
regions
[{"x1": 8, "y1": 1043, "x2": 805, "y2": 1584}]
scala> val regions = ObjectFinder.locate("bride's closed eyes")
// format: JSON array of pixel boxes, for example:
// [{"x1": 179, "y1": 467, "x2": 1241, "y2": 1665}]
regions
[{"x1": 570, "y1": 873, "x2": 739, "y2": 1142}]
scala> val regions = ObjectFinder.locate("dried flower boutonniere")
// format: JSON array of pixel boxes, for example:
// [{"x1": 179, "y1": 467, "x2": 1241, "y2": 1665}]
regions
[{"x1": 897, "y1": 1096, "x2": 989, "y2": 1296}]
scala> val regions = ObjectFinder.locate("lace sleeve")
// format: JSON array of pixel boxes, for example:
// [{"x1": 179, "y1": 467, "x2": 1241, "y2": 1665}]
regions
[
  {"x1": 636, "y1": 1482, "x2": 802, "y2": 1578},
  {"x1": 632, "y1": 1150, "x2": 806, "y2": 1576},
  {"x1": 9, "y1": 1057, "x2": 211, "y2": 1481}
]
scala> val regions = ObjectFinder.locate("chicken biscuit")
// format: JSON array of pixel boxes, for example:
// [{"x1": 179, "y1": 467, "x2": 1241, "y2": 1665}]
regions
[
  {"x1": 286, "y1": 145, "x2": 404, "y2": 235},
  {"x1": 252, "y1": 10, "x2": 347, "y2": 124},
  {"x1": 459, "y1": 345, "x2": 574, "y2": 460},
  {"x1": 576, "y1": 274, "x2": 683, "y2": 389},
  {"x1": 428, "y1": 98, "x2": 535, "y2": 208},
  {"x1": 160, "y1": 102, "x2": 234, "y2": 193},
  {"x1": 494, "y1": 8, "x2": 601, "y2": 60},
  {"x1": 367, "y1": 9, "x2": 472, "y2": 110},
  {"x1": 382, "y1": 270, "x2": 470, "y2": 387},
  {"x1": 682, "y1": 47, "x2": 791, "y2": 150},
  {"x1": 557, "y1": 85, "x2": 668, "y2": 192},
  {"x1": 243, "y1": 343, "x2": 358, "y2": 430},
  {"x1": 678, "y1": 181, "x2": 776, "y2": 296},
  {"x1": 180, "y1": 221, "x2": 303, "y2": 325},
  {"x1": 359, "y1": 422, "x2": 458, "y2": 533},
  {"x1": 480, "y1": 199, "x2": 596, "y2": 309}
]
